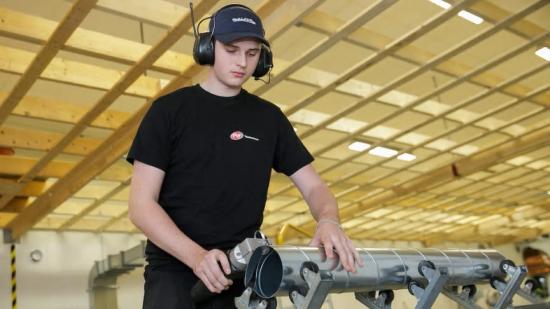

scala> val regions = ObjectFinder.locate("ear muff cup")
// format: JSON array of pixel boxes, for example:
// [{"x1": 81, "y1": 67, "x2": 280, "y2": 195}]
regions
[
  {"x1": 191, "y1": 4, "x2": 274, "y2": 78},
  {"x1": 253, "y1": 44, "x2": 273, "y2": 78},
  {"x1": 193, "y1": 32, "x2": 215, "y2": 65}
]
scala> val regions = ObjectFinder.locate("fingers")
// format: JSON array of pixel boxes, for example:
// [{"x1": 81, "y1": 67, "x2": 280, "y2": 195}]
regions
[
  {"x1": 308, "y1": 236, "x2": 321, "y2": 247},
  {"x1": 195, "y1": 249, "x2": 233, "y2": 293},
  {"x1": 202, "y1": 266, "x2": 226, "y2": 292},
  {"x1": 349, "y1": 239, "x2": 364, "y2": 267},
  {"x1": 217, "y1": 251, "x2": 232, "y2": 275},
  {"x1": 333, "y1": 239, "x2": 355, "y2": 273},
  {"x1": 323, "y1": 242, "x2": 335, "y2": 260},
  {"x1": 314, "y1": 226, "x2": 362, "y2": 273}
]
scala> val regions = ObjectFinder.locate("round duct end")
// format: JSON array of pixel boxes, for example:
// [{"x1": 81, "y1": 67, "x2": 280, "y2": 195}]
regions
[{"x1": 244, "y1": 246, "x2": 283, "y2": 298}]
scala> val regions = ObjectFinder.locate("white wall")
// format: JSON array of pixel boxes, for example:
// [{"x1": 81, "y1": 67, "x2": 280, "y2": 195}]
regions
[
  {"x1": 1, "y1": 231, "x2": 548, "y2": 309},
  {"x1": 0, "y1": 230, "x2": 145, "y2": 309}
]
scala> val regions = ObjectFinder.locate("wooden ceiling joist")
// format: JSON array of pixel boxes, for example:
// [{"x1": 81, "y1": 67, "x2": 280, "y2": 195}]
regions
[
  {"x1": 3, "y1": 0, "x2": 319, "y2": 240},
  {"x1": 50, "y1": 1, "x2": 321, "y2": 230},
  {"x1": 0, "y1": 125, "x2": 103, "y2": 156},
  {"x1": 280, "y1": 124, "x2": 550, "y2": 240},
  {"x1": 59, "y1": 177, "x2": 130, "y2": 230},
  {"x1": 283, "y1": 0, "x2": 477, "y2": 117},
  {"x1": 92, "y1": 0, "x2": 189, "y2": 28},
  {"x1": 0, "y1": 0, "x2": 547, "y2": 242},
  {"x1": 309, "y1": 33, "x2": 549, "y2": 160},
  {"x1": 0, "y1": 0, "x2": 98, "y2": 125},
  {"x1": 160, "y1": 0, "x2": 320, "y2": 95},
  {"x1": 298, "y1": 10, "x2": 550, "y2": 108},
  {"x1": 0, "y1": 156, "x2": 129, "y2": 182},
  {"x1": 296, "y1": 0, "x2": 548, "y2": 140},
  {"x1": 1, "y1": 0, "x2": 218, "y2": 221},
  {"x1": 6, "y1": 92, "x2": 131, "y2": 129},
  {"x1": 264, "y1": 63, "x2": 549, "y2": 225},
  {"x1": 0, "y1": 45, "x2": 163, "y2": 98},
  {"x1": 262, "y1": 37, "x2": 549, "y2": 200},
  {"x1": 0, "y1": 7, "x2": 192, "y2": 75},
  {"x1": 344, "y1": 176, "x2": 549, "y2": 236},
  {"x1": 253, "y1": 0, "x2": 398, "y2": 96}
]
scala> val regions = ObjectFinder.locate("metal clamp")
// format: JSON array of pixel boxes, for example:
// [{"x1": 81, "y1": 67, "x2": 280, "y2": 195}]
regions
[
  {"x1": 515, "y1": 279, "x2": 545, "y2": 305},
  {"x1": 234, "y1": 287, "x2": 276, "y2": 309},
  {"x1": 355, "y1": 290, "x2": 394, "y2": 309},
  {"x1": 491, "y1": 260, "x2": 527, "y2": 309},
  {"x1": 441, "y1": 286, "x2": 482, "y2": 309},
  {"x1": 407, "y1": 260, "x2": 449, "y2": 309},
  {"x1": 289, "y1": 261, "x2": 335, "y2": 309}
]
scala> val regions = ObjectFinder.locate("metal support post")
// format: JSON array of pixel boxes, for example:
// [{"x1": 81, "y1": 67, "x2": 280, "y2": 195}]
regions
[
  {"x1": 235, "y1": 287, "x2": 275, "y2": 309},
  {"x1": 492, "y1": 261, "x2": 527, "y2": 309},
  {"x1": 441, "y1": 286, "x2": 482, "y2": 309},
  {"x1": 289, "y1": 262, "x2": 335, "y2": 309},
  {"x1": 355, "y1": 290, "x2": 394, "y2": 309},
  {"x1": 407, "y1": 261, "x2": 449, "y2": 309}
]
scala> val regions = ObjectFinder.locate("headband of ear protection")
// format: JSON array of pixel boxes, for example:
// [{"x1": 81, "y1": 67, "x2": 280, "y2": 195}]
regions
[{"x1": 192, "y1": 4, "x2": 273, "y2": 79}]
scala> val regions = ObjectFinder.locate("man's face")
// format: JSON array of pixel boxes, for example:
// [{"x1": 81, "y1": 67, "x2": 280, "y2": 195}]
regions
[{"x1": 211, "y1": 39, "x2": 261, "y2": 89}]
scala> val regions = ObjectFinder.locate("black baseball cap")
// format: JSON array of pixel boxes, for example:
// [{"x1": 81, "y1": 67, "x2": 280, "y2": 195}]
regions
[{"x1": 209, "y1": 5, "x2": 268, "y2": 45}]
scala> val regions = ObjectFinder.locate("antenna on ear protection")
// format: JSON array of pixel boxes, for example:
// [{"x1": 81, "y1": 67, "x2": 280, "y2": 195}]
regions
[{"x1": 189, "y1": 1, "x2": 198, "y2": 38}]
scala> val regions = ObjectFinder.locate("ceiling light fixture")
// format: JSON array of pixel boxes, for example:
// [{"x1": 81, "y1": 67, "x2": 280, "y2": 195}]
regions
[
  {"x1": 458, "y1": 10, "x2": 484, "y2": 24},
  {"x1": 428, "y1": 1, "x2": 484, "y2": 25},
  {"x1": 369, "y1": 146, "x2": 398, "y2": 158},
  {"x1": 429, "y1": 0, "x2": 451, "y2": 9},
  {"x1": 397, "y1": 153, "x2": 416, "y2": 161},
  {"x1": 348, "y1": 141, "x2": 371, "y2": 152},
  {"x1": 535, "y1": 47, "x2": 550, "y2": 61}
]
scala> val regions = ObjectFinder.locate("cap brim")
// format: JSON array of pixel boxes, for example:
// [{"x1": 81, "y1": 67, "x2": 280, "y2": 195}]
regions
[{"x1": 215, "y1": 32, "x2": 269, "y2": 46}]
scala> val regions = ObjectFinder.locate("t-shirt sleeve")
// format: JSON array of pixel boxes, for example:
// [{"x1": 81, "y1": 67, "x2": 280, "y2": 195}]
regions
[
  {"x1": 126, "y1": 99, "x2": 172, "y2": 171},
  {"x1": 273, "y1": 109, "x2": 314, "y2": 176}
]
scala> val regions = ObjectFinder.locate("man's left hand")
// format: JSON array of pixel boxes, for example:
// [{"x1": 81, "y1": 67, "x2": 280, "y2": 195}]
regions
[{"x1": 309, "y1": 221, "x2": 364, "y2": 273}]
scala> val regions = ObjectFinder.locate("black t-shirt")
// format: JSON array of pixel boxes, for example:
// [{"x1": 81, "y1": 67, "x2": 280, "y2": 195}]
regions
[{"x1": 127, "y1": 85, "x2": 313, "y2": 268}]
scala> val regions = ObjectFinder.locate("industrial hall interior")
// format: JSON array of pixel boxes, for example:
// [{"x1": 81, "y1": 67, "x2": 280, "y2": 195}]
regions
[{"x1": 0, "y1": 0, "x2": 549, "y2": 308}]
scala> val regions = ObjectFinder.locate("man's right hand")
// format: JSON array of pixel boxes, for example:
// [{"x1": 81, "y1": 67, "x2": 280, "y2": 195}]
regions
[{"x1": 192, "y1": 249, "x2": 233, "y2": 293}]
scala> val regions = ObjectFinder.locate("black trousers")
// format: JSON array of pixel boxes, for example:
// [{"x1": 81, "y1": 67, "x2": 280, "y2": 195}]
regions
[{"x1": 142, "y1": 265, "x2": 243, "y2": 309}]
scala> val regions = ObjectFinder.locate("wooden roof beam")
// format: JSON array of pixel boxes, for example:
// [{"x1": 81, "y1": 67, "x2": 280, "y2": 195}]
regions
[
  {"x1": 0, "y1": 0, "x2": 97, "y2": 126},
  {"x1": 253, "y1": 0, "x2": 398, "y2": 96},
  {"x1": 0, "y1": 126, "x2": 103, "y2": 156},
  {"x1": 0, "y1": 45, "x2": 163, "y2": 98},
  {"x1": 263, "y1": 66, "x2": 548, "y2": 226},
  {"x1": 3, "y1": 0, "x2": 317, "y2": 238},
  {"x1": 5, "y1": 92, "x2": 130, "y2": 130},
  {"x1": 92, "y1": 0, "x2": 188, "y2": 28},
  {"x1": 346, "y1": 164, "x2": 550, "y2": 228},
  {"x1": 282, "y1": 0, "x2": 477, "y2": 117},
  {"x1": 280, "y1": 124, "x2": 550, "y2": 240},
  {"x1": 0, "y1": 7, "x2": 192, "y2": 75},
  {"x1": 160, "y1": 0, "x2": 318, "y2": 94},
  {"x1": 263, "y1": 8, "x2": 549, "y2": 207},
  {"x1": 59, "y1": 178, "x2": 130, "y2": 230},
  {"x1": 299, "y1": 6, "x2": 550, "y2": 107},
  {"x1": 295, "y1": 0, "x2": 548, "y2": 139},
  {"x1": 0, "y1": 157, "x2": 129, "y2": 181},
  {"x1": 0, "y1": 0, "x2": 217, "y2": 210}
]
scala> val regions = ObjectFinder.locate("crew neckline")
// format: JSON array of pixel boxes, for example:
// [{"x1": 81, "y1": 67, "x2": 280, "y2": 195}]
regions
[{"x1": 195, "y1": 84, "x2": 246, "y2": 101}]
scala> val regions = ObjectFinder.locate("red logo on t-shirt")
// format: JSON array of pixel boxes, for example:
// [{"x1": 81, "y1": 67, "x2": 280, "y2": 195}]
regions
[{"x1": 230, "y1": 131, "x2": 244, "y2": 141}]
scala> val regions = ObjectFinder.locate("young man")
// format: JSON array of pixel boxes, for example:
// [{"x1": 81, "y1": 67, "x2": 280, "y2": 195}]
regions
[{"x1": 127, "y1": 4, "x2": 362, "y2": 309}]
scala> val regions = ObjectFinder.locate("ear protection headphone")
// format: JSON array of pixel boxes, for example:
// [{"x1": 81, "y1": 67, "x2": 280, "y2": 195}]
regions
[{"x1": 191, "y1": 4, "x2": 273, "y2": 79}]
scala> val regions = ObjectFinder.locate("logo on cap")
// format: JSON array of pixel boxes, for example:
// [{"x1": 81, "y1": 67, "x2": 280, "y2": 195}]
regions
[{"x1": 232, "y1": 17, "x2": 256, "y2": 25}]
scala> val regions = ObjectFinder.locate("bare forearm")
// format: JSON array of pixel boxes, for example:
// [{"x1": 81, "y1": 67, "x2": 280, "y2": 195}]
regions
[
  {"x1": 129, "y1": 200, "x2": 204, "y2": 268},
  {"x1": 304, "y1": 183, "x2": 339, "y2": 222}
]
